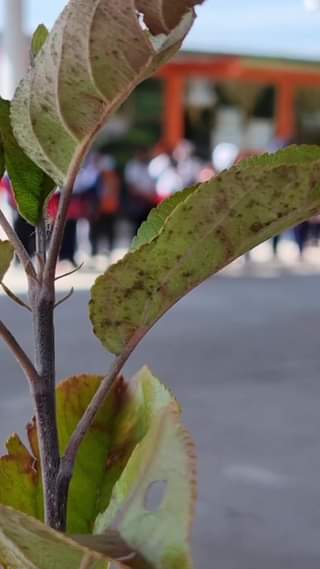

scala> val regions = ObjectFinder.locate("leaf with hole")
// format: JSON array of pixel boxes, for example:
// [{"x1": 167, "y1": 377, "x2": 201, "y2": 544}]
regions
[
  {"x1": 11, "y1": 0, "x2": 202, "y2": 186},
  {"x1": 90, "y1": 145, "x2": 320, "y2": 355},
  {"x1": 0, "y1": 368, "x2": 174, "y2": 534},
  {"x1": 0, "y1": 98, "x2": 54, "y2": 225},
  {"x1": 59, "y1": 368, "x2": 174, "y2": 533},
  {"x1": 0, "y1": 240, "x2": 14, "y2": 282},
  {"x1": 76, "y1": 405, "x2": 197, "y2": 569}
]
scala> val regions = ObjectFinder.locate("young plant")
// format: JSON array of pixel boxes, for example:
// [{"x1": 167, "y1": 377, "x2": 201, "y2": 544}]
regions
[{"x1": 0, "y1": 1, "x2": 320, "y2": 568}]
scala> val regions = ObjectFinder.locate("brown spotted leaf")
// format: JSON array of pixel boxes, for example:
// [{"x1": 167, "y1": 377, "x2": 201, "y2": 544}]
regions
[
  {"x1": 11, "y1": 0, "x2": 201, "y2": 186},
  {"x1": 136, "y1": 0, "x2": 203, "y2": 34},
  {"x1": 90, "y1": 145, "x2": 320, "y2": 354}
]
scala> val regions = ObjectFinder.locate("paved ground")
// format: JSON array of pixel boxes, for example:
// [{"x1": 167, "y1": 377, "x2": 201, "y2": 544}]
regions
[{"x1": 1, "y1": 272, "x2": 320, "y2": 568}]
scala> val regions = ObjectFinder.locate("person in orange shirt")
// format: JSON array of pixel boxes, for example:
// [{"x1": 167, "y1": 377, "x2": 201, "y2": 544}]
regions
[{"x1": 89, "y1": 155, "x2": 121, "y2": 256}]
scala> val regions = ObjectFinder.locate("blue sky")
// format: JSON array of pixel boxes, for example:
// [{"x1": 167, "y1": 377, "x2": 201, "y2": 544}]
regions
[{"x1": 1, "y1": 0, "x2": 320, "y2": 60}]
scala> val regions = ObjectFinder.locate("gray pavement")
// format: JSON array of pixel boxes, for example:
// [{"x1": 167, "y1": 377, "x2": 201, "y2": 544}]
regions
[{"x1": 1, "y1": 274, "x2": 320, "y2": 568}]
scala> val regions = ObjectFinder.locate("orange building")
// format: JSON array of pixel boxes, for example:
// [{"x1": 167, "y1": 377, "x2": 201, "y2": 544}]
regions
[{"x1": 157, "y1": 1, "x2": 320, "y2": 152}]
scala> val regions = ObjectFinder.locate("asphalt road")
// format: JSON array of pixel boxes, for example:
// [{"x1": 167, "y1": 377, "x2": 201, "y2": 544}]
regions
[{"x1": 1, "y1": 274, "x2": 320, "y2": 569}]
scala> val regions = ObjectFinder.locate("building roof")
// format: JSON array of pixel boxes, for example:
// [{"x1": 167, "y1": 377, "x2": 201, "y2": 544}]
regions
[{"x1": 183, "y1": 0, "x2": 320, "y2": 62}]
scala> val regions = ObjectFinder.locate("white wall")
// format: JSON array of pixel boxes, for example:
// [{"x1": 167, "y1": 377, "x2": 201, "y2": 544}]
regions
[{"x1": 1, "y1": 0, "x2": 28, "y2": 99}]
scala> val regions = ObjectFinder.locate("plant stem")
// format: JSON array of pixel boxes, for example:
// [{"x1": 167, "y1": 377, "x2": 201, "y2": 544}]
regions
[
  {"x1": 79, "y1": 554, "x2": 95, "y2": 569},
  {"x1": 29, "y1": 84, "x2": 144, "y2": 530},
  {"x1": 0, "y1": 320, "x2": 39, "y2": 385},
  {"x1": 35, "y1": 220, "x2": 47, "y2": 278},
  {"x1": 30, "y1": 280, "x2": 62, "y2": 530},
  {"x1": 44, "y1": 152, "x2": 87, "y2": 284}
]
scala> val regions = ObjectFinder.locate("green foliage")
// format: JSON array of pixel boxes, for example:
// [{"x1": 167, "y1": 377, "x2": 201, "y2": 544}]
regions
[
  {"x1": 58, "y1": 368, "x2": 173, "y2": 533},
  {"x1": 0, "y1": 98, "x2": 54, "y2": 225},
  {"x1": 0, "y1": 240, "x2": 14, "y2": 281},
  {"x1": 0, "y1": 139, "x2": 4, "y2": 176},
  {"x1": 11, "y1": 0, "x2": 201, "y2": 186},
  {"x1": 31, "y1": 24, "x2": 49, "y2": 60},
  {"x1": 0, "y1": 368, "x2": 178, "y2": 534},
  {"x1": 4, "y1": 3, "x2": 320, "y2": 569},
  {"x1": 132, "y1": 185, "x2": 198, "y2": 251},
  {"x1": 90, "y1": 146, "x2": 320, "y2": 355},
  {"x1": 0, "y1": 390, "x2": 195, "y2": 569},
  {"x1": 0, "y1": 505, "x2": 110, "y2": 569},
  {"x1": 87, "y1": 405, "x2": 196, "y2": 569},
  {"x1": 0, "y1": 422, "x2": 43, "y2": 520}
]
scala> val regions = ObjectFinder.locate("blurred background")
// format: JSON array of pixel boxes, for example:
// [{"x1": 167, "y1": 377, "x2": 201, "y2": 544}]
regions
[{"x1": 2, "y1": 2, "x2": 320, "y2": 568}]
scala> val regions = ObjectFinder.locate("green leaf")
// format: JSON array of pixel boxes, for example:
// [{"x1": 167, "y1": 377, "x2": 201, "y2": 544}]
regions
[
  {"x1": 132, "y1": 144, "x2": 320, "y2": 252},
  {"x1": 0, "y1": 504, "x2": 124, "y2": 569},
  {"x1": 31, "y1": 24, "x2": 49, "y2": 60},
  {"x1": 0, "y1": 139, "x2": 4, "y2": 177},
  {"x1": 0, "y1": 98, "x2": 55, "y2": 225},
  {"x1": 0, "y1": 240, "x2": 14, "y2": 281},
  {"x1": 90, "y1": 145, "x2": 320, "y2": 355},
  {"x1": 76, "y1": 405, "x2": 196, "y2": 569},
  {"x1": 0, "y1": 501, "x2": 194, "y2": 569},
  {"x1": 11, "y1": 1, "x2": 201, "y2": 186},
  {"x1": 59, "y1": 368, "x2": 174, "y2": 533},
  {"x1": 131, "y1": 186, "x2": 198, "y2": 251},
  {"x1": 0, "y1": 420, "x2": 43, "y2": 521},
  {"x1": 0, "y1": 367, "x2": 174, "y2": 534}
]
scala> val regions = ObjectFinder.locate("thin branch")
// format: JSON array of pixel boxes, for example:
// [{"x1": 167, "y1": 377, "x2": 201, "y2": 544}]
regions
[
  {"x1": 43, "y1": 152, "x2": 87, "y2": 283},
  {"x1": 1, "y1": 282, "x2": 32, "y2": 311},
  {"x1": 54, "y1": 287, "x2": 74, "y2": 308},
  {"x1": 0, "y1": 210, "x2": 37, "y2": 279},
  {"x1": 56, "y1": 343, "x2": 137, "y2": 522},
  {"x1": 35, "y1": 220, "x2": 47, "y2": 280},
  {"x1": 0, "y1": 319, "x2": 39, "y2": 385},
  {"x1": 62, "y1": 348, "x2": 132, "y2": 468},
  {"x1": 55, "y1": 262, "x2": 83, "y2": 281}
]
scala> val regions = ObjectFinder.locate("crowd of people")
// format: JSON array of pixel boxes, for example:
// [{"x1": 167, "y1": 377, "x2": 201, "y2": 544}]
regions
[
  {"x1": 1, "y1": 140, "x2": 320, "y2": 268},
  {"x1": 0, "y1": 140, "x2": 205, "y2": 268}
]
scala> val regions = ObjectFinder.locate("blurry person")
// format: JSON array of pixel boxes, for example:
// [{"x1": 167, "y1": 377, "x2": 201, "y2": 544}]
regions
[
  {"x1": 125, "y1": 147, "x2": 157, "y2": 236},
  {"x1": 309, "y1": 213, "x2": 320, "y2": 245},
  {"x1": 198, "y1": 162, "x2": 216, "y2": 183},
  {"x1": 272, "y1": 234, "x2": 281, "y2": 258},
  {"x1": 173, "y1": 139, "x2": 202, "y2": 186},
  {"x1": 149, "y1": 151, "x2": 183, "y2": 201},
  {"x1": 90, "y1": 154, "x2": 121, "y2": 256},
  {"x1": 51, "y1": 154, "x2": 99, "y2": 267},
  {"x1": 294, "y1": 221, "x2": 309, "y2": 258},
  {"x1": 212, "y1": 142, "x2": 239, "y2": 173}
]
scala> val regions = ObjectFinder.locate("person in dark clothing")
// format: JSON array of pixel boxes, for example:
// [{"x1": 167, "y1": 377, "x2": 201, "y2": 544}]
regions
[
  {"x1": 14, "y1": 216, "x2": 35, "y2": 257},
  {"x1": 294, "y1": 221, "x2": 309, "y2": 257},
  {"x1": 50, "y1": 155, "x2": 99, "y2": 266},
  {"x1": 125, "y1": 148, "x2": 157, "y2": 237}
]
